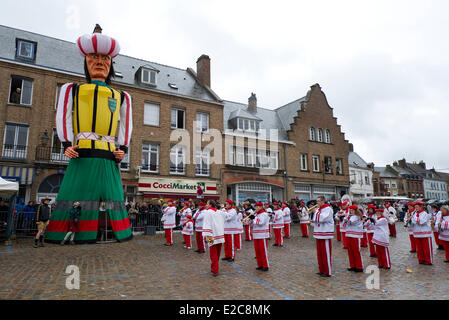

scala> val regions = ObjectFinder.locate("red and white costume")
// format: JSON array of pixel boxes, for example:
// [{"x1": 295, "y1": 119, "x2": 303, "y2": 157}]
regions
[
  {"x1": 344, "y1": 212, "x2": 364, "y2": 270},
  {"x1": 243, "y1": 208, "x2": 254, "y2": 241},
  {"x1": 202, "y1": 207, "x2": 226, "y2": 275},
  {"x1": 299, "y1": 206, "x2": 309, "y2": 237},
  {"x1": 265, "y1": 205, "x2": 273, "y2": 239},
  {"x1": 223, "y1": 205, "x2": 238, "y2": 260},
  {"x1": 432, "y1": 210, "x2": 442, "y2": 247},
  {"x1": 312, "y1": 204, "x2": 334, "y2": 276},
  {"x1": 282, "y1": 204, "x2": 291, "y2": 238},
  {"x1": 272, "y1": 207, "x2": 284, "y2": 246},
  {"x1": 364, "y1": 212, "x2": 376, "y2": 256},
  {"x1": 372, "y1": 215, "x2": 391, "y2": 269},
  {"x1": 384, "y1": 205, "x2": 397, "y2": 237},
  {"x1": 339, "y1": 207, "x2": 350, "y2": 248},
  {"x1": 182, "y1": 218, "x2": 194, "y2": 249},
  {"x1": 193, "y1": 205, "x2": 207, "y2": 252},
  {"x1": 178, "y1": 205, "x2": 192, "y2": 228},
  {"x1": 411, "y1": 209, "x2": 433, "y2": 265},
  {"x1": 234, "y1": 211, "x2": 243, "y2": 250},
  {"x1": 438, "y1": 215, "x2": 449, "y2": 261},
  {"x1": 251, "y1": 208, "x2": 270, "y2": 269},
  {"x1": 161, "y1": 203, "x2": 177, "y2": 245},
  {"x1": 404, "y1": 208, "x2": 416, "y2": 252}
]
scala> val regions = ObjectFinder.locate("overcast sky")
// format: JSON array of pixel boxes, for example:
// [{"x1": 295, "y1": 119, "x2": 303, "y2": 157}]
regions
[{"x1": 1, "y1": 0, "x2": 448, "y2": 172}]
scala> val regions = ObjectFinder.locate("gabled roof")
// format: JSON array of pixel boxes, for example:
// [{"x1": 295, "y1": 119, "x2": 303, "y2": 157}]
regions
[
  {"x1": 348, "y1": 152, "x2": 369, "y2": 168},
  {"x1": 0, "y1": 24, "x2": 221, "y2": 104},
  {"x1": 229, "y1": 108, "x2": 263, "y2": 121},
  {"x1": 275, "y1": 97, "x2": 306, "y2": 132},
  {"x1": 374, "y1": 167, "x2": 399, "y2": 178}
]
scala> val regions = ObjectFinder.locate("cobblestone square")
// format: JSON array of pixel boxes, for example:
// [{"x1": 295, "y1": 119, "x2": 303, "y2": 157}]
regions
[{"x1": 1, "y1": 224, "x2": 448, "y2": 300}]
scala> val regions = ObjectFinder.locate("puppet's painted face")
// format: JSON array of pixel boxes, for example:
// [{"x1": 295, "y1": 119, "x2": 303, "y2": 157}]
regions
[{"x1": 86, "y1": 53, "x2": 111, "y2": 81}]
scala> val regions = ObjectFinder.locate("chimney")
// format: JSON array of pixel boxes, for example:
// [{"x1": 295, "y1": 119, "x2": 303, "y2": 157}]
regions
[
  {"x1": 398, "y1": 159, "x2": 406, "y2": 168},
  {"x1": 348, "y1": 143, "x2": 354, "y2": 152},
  {"x1": 248, "y1": 93, "x2": 257, "y2": 113},
  {"x1": 196, "y1": 55, "x2": 211, "y2": 88},
  {"x1": 418, "y1": 161, "x2": 426, "y2": 169},
  {"x1": 393, "y1": 161, "x2": 398, "y2": 167}
]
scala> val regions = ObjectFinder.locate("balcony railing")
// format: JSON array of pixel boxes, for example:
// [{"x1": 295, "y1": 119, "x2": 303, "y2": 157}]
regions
[
  {"x1": 35, "y1": 146, "x2": 69, "y2": 164},
  {"x1": 2, "y1": 144, "x2": 27, "y2": 160}
]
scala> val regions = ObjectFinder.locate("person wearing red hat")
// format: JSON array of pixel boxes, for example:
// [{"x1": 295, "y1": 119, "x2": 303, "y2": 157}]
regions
[
  {"x1": 411, "y1": 202, "x2": 433, "y2": 265},
  {"x1": 203, "y1": 200, "x2": 226, "y2": 276},
  {"x1": 311, "y1": 196, "x2": 334, "y2": 277},
  {"x1": 178, "y1": 202, "x2": 192, "y2": 234},
  {"x1": 250, "y1": 202, "x2": 270, "y2": 271},
  {"x1": 344, "y1": 206, "x2": 364, "y2": 272},
  {"x1": 372, "y1": 209, "x2": 391, "y2": 269},
  {"x1": 384, "y1": 202, "x2": 397, "y2": 238},
  {"x1": 298, "y1": 201, "x2": 309, "y2": 237},
  {"x1": 222, "y1": 200, "x2": 238, "y2": 262},
  {"x1": 272, "y1": 202, "x2": 284, "y2": 246},
  {"x1": 282, "y1": 202, "x2": 291, "y2": 239},
  {"x1": 334, "y1": 203, "x2": 342, "y2": 242},
  {"x1": 193, "y1": 202, "x2": 207, "y2": 253},
  {"x1": 234, "y1": 206, "x2": 244, "y2": 250},
  {"x1": 242, "y1": 202, "x2": 254, "y2": 241},
  {"x1": 336, "y1": 201, "x2": 350, "y2": 249},
  {"x1": 182, "y1": 214, "x2": 194, "y2": 249},
  {"x1": 47, "y1": 25, "x2": 133, "y2": 244},
  {"x1": 437, "y1": 206, "x2": 449, "y2": 262},
  {"x1": 404, "y1": 203, "x2": 417, "y2": 253},
  {"x1": 364, "y1": 204, "x2": 377, "y2": 257},
  {"x1": 161, "y1": 199, "x2": 176, "y2": 246},
  {"x1": 430, "y1": 204, "x2": 443, "y2": 250},
  {"x1": 264, "y1": 203, "x2": 273, "y2": 240}
]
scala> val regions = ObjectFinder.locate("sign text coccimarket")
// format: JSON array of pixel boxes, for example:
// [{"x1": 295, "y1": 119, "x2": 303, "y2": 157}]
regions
[{"x1": 138, "y1": 178, "x2": 217, "y2": 195}]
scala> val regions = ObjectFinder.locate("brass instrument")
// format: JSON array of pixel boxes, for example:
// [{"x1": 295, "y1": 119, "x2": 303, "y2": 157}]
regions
[
  {"x1": 430, "y1": 218, "x2": 435, "y2": 230},
  {"x1": 306, "y1": 204, "x2": 319, "y2": 215},
  {"x1": 242, "y1": 211, "x2": 256, "y2": 223},
  {"x1": 207, "y1": 236, "x2": 214, "y2": 245}
]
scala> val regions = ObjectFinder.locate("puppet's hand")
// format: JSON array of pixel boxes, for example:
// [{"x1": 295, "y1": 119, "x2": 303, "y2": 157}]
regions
[
  {"x1": 64, "y1": 145, "x2": 79, "y2": 159},
  {"x1": 113, "y1": 149, "x2": 125, "y2": 160}
]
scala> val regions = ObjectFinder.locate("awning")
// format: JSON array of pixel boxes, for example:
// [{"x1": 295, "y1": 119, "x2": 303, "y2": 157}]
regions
[
  {"x1": 0, "y1": 166, "x2": 34, "y2": 185},
  {"x1": 143, "y1": 193, "x2": 220, "y2": 201}
]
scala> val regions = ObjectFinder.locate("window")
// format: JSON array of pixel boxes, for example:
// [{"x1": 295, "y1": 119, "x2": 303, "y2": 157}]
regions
[
  {"x1": 318, "y1": 129, "x2": 324, "y2": 143},
  {"x1": 171, "y1": 108, "x2": 185, "y2": 129},
  {"x1": 336, "y1": 158, "x2": 343, "y2": 174},
  {"x1": 312, "y1": 155, "x2": 320, "y2": 172},
  {"x1": 144, "y1": 102, "x2": 160, "y2": 126},
  {"x1": 300, "y1": 153, "x2": 308, "y2": 171},
  {"x1": 195, "y1": 148, "x2": 210, "y2": 176},
  {"x1": 246, "y1": 148, "x2": 256, "y2": 167},
  {"x1": 170, "y1": 145, "x2": 185, "y2": 174},
  {"x1": 51, "y1": 128, "x2": 69, "y2": 163},
  {"x1": 325, "y1": 129, "x2": 331, "y2": 144},
  {"x1": 54, "y1": 84, "x2": 63, "y2": 110},
  {"x1": 9, "y1": 76, "x2": 33, "y2": 105},
  {"x1": 2, "y1": 124, "x2": 29, "y2": 160},
  {"x1": 142, "y1": 143, "x2": 159, "y2": 173},
  {"x1": 141, "y1": 68, "x2": 157, "y2": 85},
  {"x1": 235, "y1": 146, "x2": 245, "y2": 166},
  {"x1": 309, "y1": 127, "x2": 316, "y2": 141},
  {"x1": 16, "y1": 39, "x2": 37, "y2": 61},
  {"x1": 365, "y1": 174, "x2": 370, "y2": 185},
  {"x1": 120, "y1": 146, "x2": 130, "y2": 171},
  {"x1": 196, "y1": 112, "x2": 209, "y2": 132},
  {"x1": 269, "y1": 151, "x2": 279, "y2": 170},
  {"x1": 324, "y1": 156, "x2": 332, "y2": 174},
  {"x1": 237, "y1": 118, "x2": 258, "y2": 132}
]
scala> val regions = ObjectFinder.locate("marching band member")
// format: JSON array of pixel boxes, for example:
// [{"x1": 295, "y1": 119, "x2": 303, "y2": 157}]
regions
[
  {"x1": 372, "y1": 209, "x2": 391, "y2": 269},
  {"x1": 182, "y1": 214, "x2": 194, "y2": 249},
  {"x1": 404, "y1": 202, "x2": 416, "y2": 253},
  {"x1": 243, "y1": 202, "x2": 254, "y2": 241},
  {"x1": 234, "y1": 208, "x2": 244, "y2": 250},
  {"x1": 437, "y1": 206, "x2": 449, "y2": 262},
  {"x1": 178, "y1": 202, "x2": 191, "y2": 229},
  {"x1": 364, "y1": 204, "x2": 377, "y2": 257},
  {"x1": 431, "y1": 204, "x2": 443, "y2": 250},
  {"x1": 312, "y1": 196, "x2": 334, "y2": 277},
  {"x1": 249, "y1": 202, "x2": 270, "y2": 271},
  {"x1": 222, "y1": 200, "x2": 238, "y2": 262},
  {"x1": 344, "y1": 205, "x2": 364, "y2": 272},
  {"x1": 337, "y1": 202, "x2": 350, "y2": 249},
  {"x1": 299, "y1": 202, "x2": 310, "y2": 238},
  {"x1": 272, "y1": 202, "x2": 284, "y2": 247},
  {"x1": 202, "y1": 200, "x2": 226, "y2": 276},
  {"x1": 193, "y1": 202, "x2": 207, "y2": 253},
  {"x1": 161, "y1": 199, "x2": 176, "y2": 246},
  {"x1": 334, "y1": 203, "x2": 342, "y2": 242},
  {"x1": 360, "y1": 210, "x2": 368, "y2": 248},
  {"x1": 282, "y1": 202, "x2": 291, "y2": 239},
  {"x1": 265, "y1": 203, "x2": 273, "y2": 240},
  {"x1": 412, "y1": 201, "x2": 433, "y2": 265},
  {"x1": 384, "y1": 202, "x2": 397, "y2": 238}
]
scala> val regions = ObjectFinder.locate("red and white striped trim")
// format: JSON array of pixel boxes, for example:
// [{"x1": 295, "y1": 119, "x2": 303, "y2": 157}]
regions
[
  {"x1": 55, "y1": 83, "x2": 74, "y2": 143},
  {"x1": 77, "y1": 33, "x2": 121, "y2": 58},
  {"x1": 372, "y1": 239, "x2": 389, "y2": 247},
  {"x1": 76, "y1": 132, "x2": 116, "y2": 143}
]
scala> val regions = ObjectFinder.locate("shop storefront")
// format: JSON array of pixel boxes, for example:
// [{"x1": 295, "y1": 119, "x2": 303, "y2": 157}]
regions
[
  {"x1": 228, "y1": 182, "x2": 284, "y2": 205},
  {"x1": 138, "y1": 177, "x2": 220, "y2": 202},
  {"x1": 294, "y1": 182, "x2": 348, "y2": 202},
  {"x1": 0, "y1": 166, "x2": 34, "y2": 201}
]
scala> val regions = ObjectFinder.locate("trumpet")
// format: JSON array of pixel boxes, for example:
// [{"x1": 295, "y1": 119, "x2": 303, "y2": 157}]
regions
[
  {"x1": 242, "y1": 211, "x2": 256, "y2": 223},
  {"x1": 306, "y1": 204, "x2": 319, "y2": 215},
  {"x1": 207, "y1": 236, "x2": 214, "y2": 245}
]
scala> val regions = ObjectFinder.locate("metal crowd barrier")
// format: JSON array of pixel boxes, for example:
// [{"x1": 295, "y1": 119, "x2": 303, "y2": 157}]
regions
[
  {"x1": 12, "y1": 211, "x2": 38, "y2": 238},
  {"x1": 129, "y1": 212, "x2": 164, "y2": 233}
]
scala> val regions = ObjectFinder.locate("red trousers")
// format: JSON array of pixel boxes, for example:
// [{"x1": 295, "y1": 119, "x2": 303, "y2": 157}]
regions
[
  {"x1": 346, "y1": 237, "x2": 363, "y2": 270},
  {"x1": 196, "y1": 231, "x2": 205, "y2": 251},
  {"x1": 254, "y1": 239, "x2": 269, "y2": 268},
  {"x1": 273, "y1": 228, "x2": 284, "y2": 246},
  {"x1": 244, "y1": 225, "x2": 253, "y2": 240},
  {"x1": 300, "y1": 223, "x2": 309, "y2": 237},
  {"x1": 183, "y1": 234, "x2": 192, "y2": 248},
  {"x1": 367, "y1": 233, "x2": 376, "y2": 256},
  {"x1": 224, "y1": 234, "x2": 235, "y2": 259},
  {"x1": 361, "y1": 232, "x2": 368, "y2": 247},
  {"x1": 234, "y1": 233, "x2": 242, "y2": 250},
  {"x1": 388, "y1": 223, "x2": 396, "y2": 236},
  {"x1": 342, "y1": 232, "x2": 348, "y2": 248},
  {"x1": 164, "y1": 228, "x2": 173, "y2": 245},
  {"x1": 441, "y1": 240, "x2": 449, "y2": 260},
  {"x1": 409, "y1": 234, "x2": 416, "y2": 252},
  {"x1": 209, "y1": 243, "x2": 222, "y2": 275},
  {"x1": 415, "y1": 237, "x2": 433, "y2": 265},
  {"x1": 316, "y1": 239, "x2": 332, "y2": 276},
  {"x1": 434, "y1": 232, "x2": 441, "y2": 247},
  {"x1": 376, "y1": 245, "x2": 391, "y2": 268},
  {"x1": 336, "y1": 225, "x2": 341, "y2": 241},
  {"x1": 284, "y1": 224, "x2": 290, "y2": 238}
]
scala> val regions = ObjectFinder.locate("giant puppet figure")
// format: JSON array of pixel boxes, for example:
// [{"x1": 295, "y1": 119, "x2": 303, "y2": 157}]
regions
[{"x1": 46, "y1": 25, "x2": 133, "y2": 244}]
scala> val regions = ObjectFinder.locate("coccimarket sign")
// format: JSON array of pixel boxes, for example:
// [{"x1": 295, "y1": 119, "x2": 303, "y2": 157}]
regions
[{"x1": 138, "y1": 178, "x2": 218, "y2": 195}]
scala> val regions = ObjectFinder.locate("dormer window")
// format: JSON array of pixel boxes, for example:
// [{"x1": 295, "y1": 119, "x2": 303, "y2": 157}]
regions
[
  {"x1": 16, "y1": 39, "x2": 37, "y2": 62},
  {"x1": 142, "y1": 68, "x2": 157, "y2": 85},
  {"x1": 237, "y1": 118, "x2": 259, "y2": 132}
]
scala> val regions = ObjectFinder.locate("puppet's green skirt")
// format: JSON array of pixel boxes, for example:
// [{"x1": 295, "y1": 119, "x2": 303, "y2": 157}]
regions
[{"x1": 45, "y1": 157, "x2": 132, "y2": 244}]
